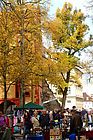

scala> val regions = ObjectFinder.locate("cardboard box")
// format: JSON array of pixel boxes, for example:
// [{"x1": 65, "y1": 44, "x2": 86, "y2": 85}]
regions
[
  {"x1": 50, "y1": 136, "x2": 61, "y2": 140},
  {"x1": 76, "y1": 136, "x2": 87, "y2": 140},
  {"x1": 50, "y1": 136, "x2": 55, "y2": 140},
  {"x1": 50, "y1": 129, "x2": 60, "y2": 136},
  {"x1": 55, "y1": 136, "x2": 61, "y2": 140}
]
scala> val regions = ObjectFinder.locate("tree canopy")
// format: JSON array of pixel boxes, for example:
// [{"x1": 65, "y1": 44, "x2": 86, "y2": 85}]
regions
[
  {"x1": 0, "y1": 0, "x2": 48, "y2": 110},
  {"x1": 0, "y1": 1, "x2": 93, "y2": 111},
  {"x1": 43, "y1": 2, "x2": 92, "y2": 109}
]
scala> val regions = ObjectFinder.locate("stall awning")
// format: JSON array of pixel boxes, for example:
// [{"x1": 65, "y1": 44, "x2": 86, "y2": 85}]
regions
[{"x1": 15, "y1": 102, "x2": 44, "y2": 110}]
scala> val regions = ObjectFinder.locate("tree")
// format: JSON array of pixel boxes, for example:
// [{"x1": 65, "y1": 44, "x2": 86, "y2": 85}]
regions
[
  {"x1": 8, "y1": 1, "x2": 47, "y2": 105},
  {"x1": 44, "y1": 3, "x2": 92, "y2": 110},
  {"x1": 0, "y1": 6, "x2": 19, "y2": 113},
  {"x1": 0, "y1": 0, "x2": 49, "y2": 111}
]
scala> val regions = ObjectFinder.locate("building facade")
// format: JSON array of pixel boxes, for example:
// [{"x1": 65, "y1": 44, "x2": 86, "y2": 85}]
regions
[
  {"x1": 0, "y1": 82, "x2": 42, "y2": 107},
  {"x1": 65, "y1": 84, "x2": 83, "y2": 110}
]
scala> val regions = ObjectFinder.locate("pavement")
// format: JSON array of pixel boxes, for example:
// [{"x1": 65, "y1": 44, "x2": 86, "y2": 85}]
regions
[{"x1": 15, "y1": 138, "x2": 23, "y2": 140}]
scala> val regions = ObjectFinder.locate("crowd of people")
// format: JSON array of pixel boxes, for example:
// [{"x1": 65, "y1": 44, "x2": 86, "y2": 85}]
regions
[
  {"x1": 13, "y1": 106, "x2": 93, "y2": 136},
  {"x1": 0, "y1": 106, "x2": 93, "y2": 139}
]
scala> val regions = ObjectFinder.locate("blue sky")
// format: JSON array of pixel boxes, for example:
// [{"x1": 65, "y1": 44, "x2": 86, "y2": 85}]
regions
[{"x1": 50, "y1": 0, "x2": 87, "y2": 15}]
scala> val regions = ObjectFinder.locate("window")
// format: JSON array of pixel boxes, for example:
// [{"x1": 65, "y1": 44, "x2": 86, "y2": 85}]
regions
[
  {"x1": 67, "y1": 100, "x2": 71, "y2": 103},
  {"x1": 67, "y1": 87, "x2": 71, "y2": 94},
  {"x1": 25, "y1": 92, "x2": 30, "y2": 97}
]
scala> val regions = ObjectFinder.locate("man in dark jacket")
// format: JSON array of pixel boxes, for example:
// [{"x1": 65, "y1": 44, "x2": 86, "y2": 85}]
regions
[
  {"x1": 70, "y1": 110, "x2": 83, "y2": 134},
  {"x1": 39, "y1": 111, "x2": 50, "y2": 129}
]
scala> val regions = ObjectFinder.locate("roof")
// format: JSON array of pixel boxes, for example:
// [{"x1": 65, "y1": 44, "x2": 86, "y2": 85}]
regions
[{"x1": 83, "y1": 92, "x2": 93, "y2": 102}]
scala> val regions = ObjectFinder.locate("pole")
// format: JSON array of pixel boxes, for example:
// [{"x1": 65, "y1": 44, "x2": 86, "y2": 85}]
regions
[{"x1": 20, "y1": 1, "x2": 25, "y2": 107}]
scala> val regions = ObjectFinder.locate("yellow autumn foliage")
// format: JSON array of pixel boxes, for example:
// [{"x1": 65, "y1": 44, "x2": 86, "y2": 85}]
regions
[{"x1": 44, "y1": 2, "x2": 92, "y2": 109}]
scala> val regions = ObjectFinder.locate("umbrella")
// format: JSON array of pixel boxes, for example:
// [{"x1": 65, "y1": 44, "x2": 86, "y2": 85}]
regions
[{"x1": 15, "y1": 102, "x2": 44, "y2": 110}]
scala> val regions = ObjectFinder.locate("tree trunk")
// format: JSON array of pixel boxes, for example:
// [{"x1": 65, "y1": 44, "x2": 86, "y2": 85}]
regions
[
  {"x1": 61, "y1": 88, "x2": 68, "y2": 112},
  {"x1": 4, "y1": 75, "x2": 7, "y2": 114},
  {"x1": 31, "y1": 80, "x2": 34, "y2": 102},
  {"x1": 20, "y1": 2, "x2": 25, "y2": 106},
  {"x1": 20, "y1": 79, "x2": 24, "y2": 106},
  {"x1": 61, "y1": 70, "x2": 70, "y2": 112}
]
